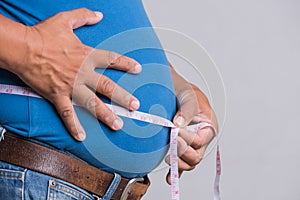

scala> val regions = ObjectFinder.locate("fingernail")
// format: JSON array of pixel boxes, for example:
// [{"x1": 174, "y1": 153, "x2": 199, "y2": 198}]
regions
[
  {"x1": 77, "y1": 132, "x2": 86, "y2": 141},
  {"x1": 130, "y1": 100, "x2": 140, "y2": 110},
  {"x1": 192, "y1": 115, "x2": 202, "y2": 123},
  {"x1": 133, "y1": 64, "x2": 142, "y2": 73},
  {"x1": 112, "y1": 117, "x2": 123, "y2": 130},
  {"x1": 94, "y1": 11, "x2": 103, "y2": 19},
  {"x1": 175, "y1": 116, "x2": 185, "y2": 127}
]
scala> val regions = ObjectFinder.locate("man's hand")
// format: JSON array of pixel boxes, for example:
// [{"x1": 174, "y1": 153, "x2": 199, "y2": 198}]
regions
[
  {"x1": 166, "y1": 64, "x2": 218, "y2": 184},
  {"x1": 0, "y1": 9, "x2": 142, "y2": 141}
]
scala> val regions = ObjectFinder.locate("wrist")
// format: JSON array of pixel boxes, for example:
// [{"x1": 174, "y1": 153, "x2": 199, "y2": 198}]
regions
[
  {"x1": 13, "y1": 26, "x2": 43, "y2": 76},
  {"x1": 0, "y1": 15, "x2": 34, "y2": 75}
]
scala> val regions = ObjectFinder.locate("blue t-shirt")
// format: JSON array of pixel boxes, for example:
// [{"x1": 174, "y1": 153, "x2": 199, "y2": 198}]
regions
[{"x1": 0, "y1": 0, "x2": 176, "y2": 178}]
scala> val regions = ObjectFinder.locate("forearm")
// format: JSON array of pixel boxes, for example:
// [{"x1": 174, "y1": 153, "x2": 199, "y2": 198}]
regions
[
  {"x1": 169, "y1": 63, "x2": 190, "y2": 95},
  {"x1": 169, "y1": 63, "x2": 212, "y2": 114},
  {"x1": 0, "y1": 14, "x2": 27, "y2": 73},
  {"x1": 0, "y1": 9, "x2": 144, "y2": 141},
  {"x1": 166, "y1": 62, "x2": 218, "y2": 184}
]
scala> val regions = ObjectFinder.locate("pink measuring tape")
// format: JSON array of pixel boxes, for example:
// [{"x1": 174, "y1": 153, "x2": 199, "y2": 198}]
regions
[{"x1": 0, "y1": 84, "x2": 221, "y2": 200}]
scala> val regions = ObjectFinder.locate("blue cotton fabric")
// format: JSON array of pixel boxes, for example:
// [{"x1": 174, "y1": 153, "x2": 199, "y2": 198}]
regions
[{"x1": 0, "y1": 0, "x2": 176, "y2": 178}]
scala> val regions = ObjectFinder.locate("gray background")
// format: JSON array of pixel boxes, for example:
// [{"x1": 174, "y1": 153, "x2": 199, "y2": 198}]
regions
[{"x1": 142, "y1": 0, "x2": 300, "y2": 199}]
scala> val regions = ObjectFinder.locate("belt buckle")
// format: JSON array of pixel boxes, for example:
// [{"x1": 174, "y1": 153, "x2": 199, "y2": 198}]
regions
[{"x1": 120, "y1": 177, "x2": 144, "y2": 200}]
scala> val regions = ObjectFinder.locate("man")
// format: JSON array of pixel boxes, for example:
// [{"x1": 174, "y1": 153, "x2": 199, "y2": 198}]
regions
[{"x1": 0, "y1": 1, "x2": 217, "y2": 199}]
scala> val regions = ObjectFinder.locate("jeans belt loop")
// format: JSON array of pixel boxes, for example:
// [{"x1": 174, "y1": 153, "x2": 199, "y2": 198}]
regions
[
  {"x1": 100, "y1": 173, "x2": 121, "y2": 200},
  {"x1": 0, "y1": 125, "x2": 6, "y2": 141},
  {"x1": 0, "y1": 133, "x2": 151, "y2": 199},
  {"x1": 120, "y1": 177, "x2": 144, "y2": 200}
]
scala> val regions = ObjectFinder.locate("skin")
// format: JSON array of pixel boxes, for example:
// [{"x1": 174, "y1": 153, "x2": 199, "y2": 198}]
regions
[
  {"x1": 0, "y1": 8, "x2": 218, "y2": 184},
  {"x1": 0, "y1": 9, "x2": 142, "y2": 141},
  {"x1": 166, "y1": 65, "x2": 218, "y2": 184}
]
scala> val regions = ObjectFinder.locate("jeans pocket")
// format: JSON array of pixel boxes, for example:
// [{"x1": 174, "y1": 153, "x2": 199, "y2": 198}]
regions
[
  {"x1": 47, "y1": 180, "x2": 93, "y2": 200},
  {"x1": 0, "y1": 168, "x2": 24, "y2": 200}
]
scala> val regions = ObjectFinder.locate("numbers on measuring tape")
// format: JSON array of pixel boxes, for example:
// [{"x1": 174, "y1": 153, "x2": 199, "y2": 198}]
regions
[{"x1": 0, "y1": 84, "x2": 221, "y2": 200}]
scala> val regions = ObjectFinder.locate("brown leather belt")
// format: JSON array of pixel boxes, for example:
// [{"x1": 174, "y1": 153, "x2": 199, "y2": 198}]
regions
[{"x1": 0, "y1": 134, "x2": 150, "y2": 200}]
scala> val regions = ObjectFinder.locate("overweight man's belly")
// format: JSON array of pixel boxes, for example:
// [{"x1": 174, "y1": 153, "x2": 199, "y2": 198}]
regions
[{"x1": 0, "y1": 0, "x2": 176, "y2": 178}]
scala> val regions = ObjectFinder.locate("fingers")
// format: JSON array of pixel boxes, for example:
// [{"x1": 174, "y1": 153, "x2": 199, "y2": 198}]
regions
[
  {"x1": 85, "y1": 72, "x2": 140, "y2": 111},
  {"x1": 57, "y1": 8, "x2": 103, "y2": 29},
  {"x1": 166, "y1": 138, "x2": 204, "y2": 171},
  {"x1": 165, "y1": 169, "x2": 184, "y2": 185},
  {"x1": 88, "y1": 49, "x2": 142, "y2": 74},
  {"x1": 53, "y1": 96, "x2": 86, "y2": 141},
  {"x1": 96, "y1": 75, "x2": 140, "y2": 110},
  {"x1": 178, "y1": 128, "x2": 196, "y2": 148},
  {"x1": 177, "y1": 136, "x2": 189, "y2": 157},
  {"x1": 165, "y1": 145, "x2": 207, "y2": 185},
  {"x1": 178, "y1": 127, "x2": 215, "y2": 150},
  {"x1": 76, "y1": 48, "x2": 141, "y2": 111},
  {"x1": 73, "y1": 85, "x2": 124, "y2": 130},
  {"x1": 173, "y1": 88, "x2": 199, "y2": 128},
  {"x1": 165, "y1": 151, "x2": 197, "y2": 185},
  {"x1": 179, "y1": 145, "x2": 206, "y2": 167},
  {"x1": 164, "y1": 132, "x2": 210, "y2": 184},
  {"x1": 165, "y1": 154, "x2": 196, "y2": 171}
]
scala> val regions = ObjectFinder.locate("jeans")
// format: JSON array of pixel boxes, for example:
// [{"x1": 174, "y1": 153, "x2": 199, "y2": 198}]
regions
[
  {"x1": 0, "y1": 126, "x2": 126, "y2": 200},
  {"x1": 0, "y1": 161, "x2": 95, "y2": 200}
]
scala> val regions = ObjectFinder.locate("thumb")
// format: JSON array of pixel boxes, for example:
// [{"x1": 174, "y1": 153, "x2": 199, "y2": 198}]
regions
[
  {"x1": 173, "y1": 86, "x2": 199, "y2": 128},
  {"x1": 166, "y1": 170, "x2": 172, "y2": 185},
  {"x1": 173, "y1": 103, "x2": 198, "y2": 128},
  {"x1": 61, "y1": 8, "x2": 103, "y2": 29},
  {"x1": 166, "y1": 169, "x2": 184, "y2": 185}
]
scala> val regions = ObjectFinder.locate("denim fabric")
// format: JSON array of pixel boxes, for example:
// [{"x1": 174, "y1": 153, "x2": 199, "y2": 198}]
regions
[{"x1": 0, "y1": 161, "x2": 95, "y2": 200}]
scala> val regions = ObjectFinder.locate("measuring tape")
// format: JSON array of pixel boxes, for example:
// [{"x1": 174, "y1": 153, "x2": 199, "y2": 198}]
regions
[{"x1": 0, "y1": 84, "x2": 221, "y2": 200}]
